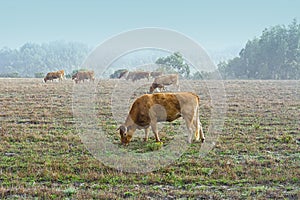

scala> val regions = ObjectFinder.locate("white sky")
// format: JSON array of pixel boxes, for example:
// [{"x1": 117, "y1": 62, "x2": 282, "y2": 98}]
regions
[{"x1": 0, "y1": 0, "x2": 299, "y2": 52}]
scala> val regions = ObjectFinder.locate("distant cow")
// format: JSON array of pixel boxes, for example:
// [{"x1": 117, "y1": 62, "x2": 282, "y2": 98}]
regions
[
  {"x1": 57, "y1": 70, "x2": 65, "y2": 79},
  {"x1": 72, "y1": 70, "x2": 95, "y2": 83},
  {"x1": 44, "y1": 70, "x2": 65, "y2": 82},
  {"x1": 149, "y1": 74, "x2": 179, "y2": 93},
  {"x1": 118, "y1": 70, "x2": 129, "y2": 79},
  {"x1": 150, "y1": 71, "x2": 163, "y2": 78},
  {"x1": 126, "y1": 71, "x2": 150, "y2": 82},
  {"x1": 118, "y1": 92, "x2": 205, "y2": 145}
]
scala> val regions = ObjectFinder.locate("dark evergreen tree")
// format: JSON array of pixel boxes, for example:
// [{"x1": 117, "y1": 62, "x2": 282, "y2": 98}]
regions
[{"x1": 219, "y1": 19, "x2": 300, "y2": 80}]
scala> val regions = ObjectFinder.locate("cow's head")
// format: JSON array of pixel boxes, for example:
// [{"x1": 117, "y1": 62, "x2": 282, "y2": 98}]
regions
[
  {"x1": 150, "y1": 83, "x2": 163, "y2": 93},
  {"x1": 149, "y1": 85, "x2": 155, "y2": 93},
  {"x1": 117, "y1": 125, "x2": 134, "y2": 145}
]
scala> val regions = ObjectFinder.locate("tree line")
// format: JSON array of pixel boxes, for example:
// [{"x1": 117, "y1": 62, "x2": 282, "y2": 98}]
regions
[
  {"x1": 111, "y1": 19, "x2": 300, "y2": 80},
  {"x1": 0, "y1": 41, "x2": 91, "y2": 78},
  {"x1": 1, "y1": 19, "x2": 299, "y2": 80},
  {"x1": 218, "y1": 19, "x2": 300, "y2": 80}
]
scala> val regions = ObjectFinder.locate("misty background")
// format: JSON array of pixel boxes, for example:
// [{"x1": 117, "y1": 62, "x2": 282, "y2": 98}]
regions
[
  {"x1": 1, "y1": 19, "x2": 299, "y2": 80},
  {"x1": 0, "y1": 1, "x2": 300, "y2": 79}
]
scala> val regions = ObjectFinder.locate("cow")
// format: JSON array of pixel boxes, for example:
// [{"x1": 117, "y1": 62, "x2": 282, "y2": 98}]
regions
[
  {"x1": 117, "y1": 92, "x2": 205, "y2": 145},
  {"x1": 118, "y1": 70, "x2": 129, "y2": 79},
  {"x1": 72, "y1": 70, "x2": 95, "y2": 83},
  {"x1": 58, "y1": 70, "x2": 65, "y2": 79},
  {"x1": 150, "y1": 71, "x2": 163, "y2": 78},
  {"x1": 125, "y1": 71, "x2": 150, "y2": 82},
  {"x1": 44, "y1": 70, "x2": 65, "y2": 82},
  {"x1": 149, "y1": 74, "x2": 179, "y2": 93}
]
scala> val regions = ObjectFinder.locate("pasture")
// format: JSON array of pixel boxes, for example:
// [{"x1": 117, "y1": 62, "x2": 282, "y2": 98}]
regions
[{"x1": 0, "y1": 78, "x2": 299, "y2": 199}]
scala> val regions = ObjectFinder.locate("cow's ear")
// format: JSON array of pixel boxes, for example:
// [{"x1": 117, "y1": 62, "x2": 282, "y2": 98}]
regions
[{"x1": 117, "y1": 125, "x2": 127, "y2": 134}]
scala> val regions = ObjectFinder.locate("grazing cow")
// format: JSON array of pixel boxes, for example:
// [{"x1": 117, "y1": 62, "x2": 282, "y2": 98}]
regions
[
  {"x1": 118, "y1": 92, "x2": 205, "y2": 145},
  {"x1": 72, "y1": 70, "x2": 95, "y2": 83},
  {"x1": 44, "y1": 70, "x2": 65, "y2": 82},
  {"x1": 150, "y1": 71, "x2": 163, "y2": 78},
  {"x1": 125, "y1": 71, "x2": 150, "y2": 82},
  {"x1": 149, "y1": 74, "x2": 179, "y2": 93}
]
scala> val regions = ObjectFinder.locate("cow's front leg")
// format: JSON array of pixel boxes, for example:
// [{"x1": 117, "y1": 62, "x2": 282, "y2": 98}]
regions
[
  {"x1": 144, "y1": 127, "x2": 150, "y2": 141},
  {"x1": 150, "y1": 122, "x2": 160, "y2": 142}
]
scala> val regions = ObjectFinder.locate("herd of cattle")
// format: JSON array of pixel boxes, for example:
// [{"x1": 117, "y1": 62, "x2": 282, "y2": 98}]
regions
[
  {"x1": 43, "y1": 69, "x2": 179, "y2": 93},
  {"x1": 44, "y1": 70, "x2": 95, "y2": 84},
  {"x1": 118, "y1": 70, "x2": 180, "y2": 93},
  {"x1": 44, "y1": 69, "x2": 204, "y2": 145}
]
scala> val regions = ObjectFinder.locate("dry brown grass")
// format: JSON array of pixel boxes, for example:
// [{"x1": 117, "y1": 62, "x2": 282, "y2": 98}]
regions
[{"x1": 0, "y1": 78, "x2": 299, "y2": 199}]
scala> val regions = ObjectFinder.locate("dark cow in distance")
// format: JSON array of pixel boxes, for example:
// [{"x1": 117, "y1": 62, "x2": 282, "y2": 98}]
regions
[
  {"x1": 72, "y1": 70, "x2": 95, "y2": 83},
  {"x1": 120, "y1": 71, "x2": 150, "y2": 82},
  {"x1": 118, "y1": 70, "x2": 129, "y2": 79},
  {"x1": 44, "y1": 70, "x2": 65, "y2": 82},
  {"x1": 118, "y1": 92, "x2": 205, "y2": 145}
]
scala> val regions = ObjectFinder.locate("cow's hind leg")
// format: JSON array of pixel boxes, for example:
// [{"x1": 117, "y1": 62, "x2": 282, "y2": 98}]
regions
[
  {"x1": 198, "y1": 114, "x2": 205, "y2": 143},
  {"x1": 194, "y1": 117, "x2": 205, "y2": 142},
  {"x1": 183, "y1": 114, "x2": 194, "y2": 144},
  {"x1": 193, "y1": 106, "x2": 200, "y2": 141},
  {"x1": 193, "y1": 106, "x2": 205, "y2": 142},
  {"x1": 193, "y1": 115, "x2": 200, "y2": 141}
]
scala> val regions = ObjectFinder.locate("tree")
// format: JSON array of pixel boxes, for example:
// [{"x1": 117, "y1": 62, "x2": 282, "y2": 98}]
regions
[
  {"x1": 219, "y1": 19, "x2": 300, "y2": 80},
  {"x1": 34, "y1": 72, "x2": 44, "y2": 78},
  {"x1": 0, "y1": 41, "x2": 91, "y2": 77},
  {"x1": 155, "y1": 52, "x2": 190, "y2": 78}
]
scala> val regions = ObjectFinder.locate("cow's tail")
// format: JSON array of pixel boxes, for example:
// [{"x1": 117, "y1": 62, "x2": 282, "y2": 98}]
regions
[{"x1": 194, "y1": 95, "x2": 201, "y2": 141}]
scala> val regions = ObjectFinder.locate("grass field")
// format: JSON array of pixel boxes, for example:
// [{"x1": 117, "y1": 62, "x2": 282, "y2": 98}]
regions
[{"x1": 0, "y1": 78, "x2": 299, "y2": 199}]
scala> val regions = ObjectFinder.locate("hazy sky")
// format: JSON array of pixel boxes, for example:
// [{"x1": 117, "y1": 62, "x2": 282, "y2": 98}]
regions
[{"x1": 1, "y1": 0, "x2": 299, "y2": 51}]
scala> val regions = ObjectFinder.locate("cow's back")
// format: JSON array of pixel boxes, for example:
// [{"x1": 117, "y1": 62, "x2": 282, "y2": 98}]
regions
[
  {"x1": 154, "y1": 74, "x2": 178, "y2": 85},
  {"x1": 129, "y1": 92, "x2": 198, "y2": 126}
]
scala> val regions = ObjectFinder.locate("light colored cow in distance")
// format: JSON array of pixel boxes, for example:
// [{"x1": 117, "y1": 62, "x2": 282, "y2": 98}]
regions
[
  {"x1": 119, "y1": 70, "x2": 163, "y2": 81},
  {"x1": 149, "y1": 74, "x2": 179, "y2": 93},
  {"x1": 150, "y1": 71, "x2": 163, "y2": 78},
  {"x1": 44, "y1": 70, "x2": 65, "y2": 82},
  {"x1": 72, "y1": 70, "x2": 95, "y2": 83},
  {"x1": 118, "y1": 92, "x2": 205, "y2": 145}
]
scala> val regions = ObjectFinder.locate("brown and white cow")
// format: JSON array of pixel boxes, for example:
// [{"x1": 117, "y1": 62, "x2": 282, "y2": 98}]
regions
[
  {"x1": 118, "y1": 92, "x2": 205, "y2": 145},
  {"x1": 72, "y1": 70, "x2": 95, "y2": 83},
  {"x1": 126, "y1": 71, "x2": 150, "y2": 82},
  {"x1": 149, "y1": 74, "x2": 179, "y2": 93},
  {"x1": 44, "y1": 70, "x2": 65, "y2": 82}
]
